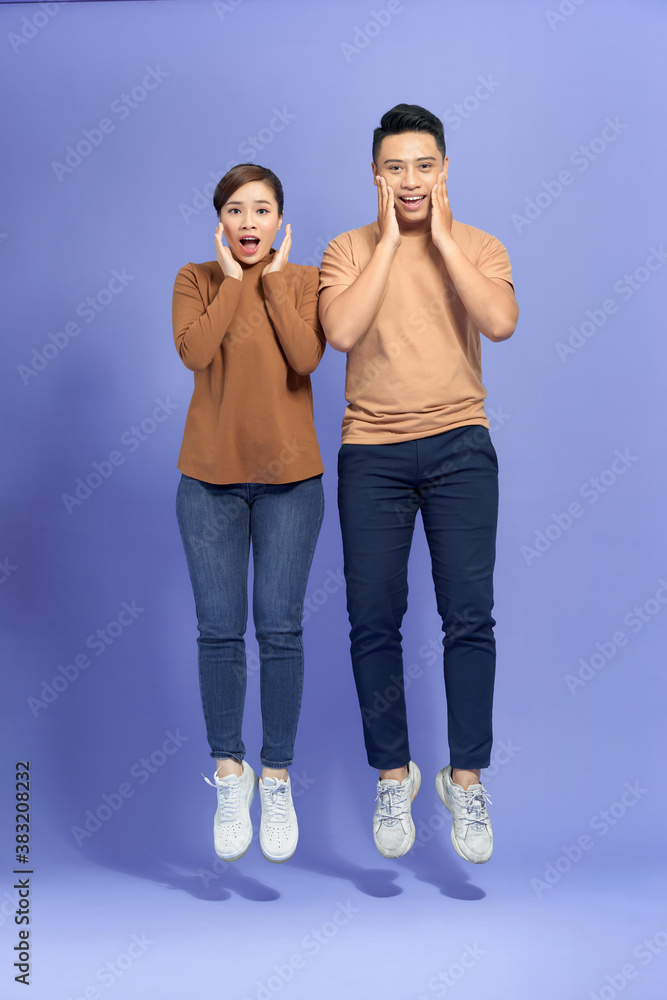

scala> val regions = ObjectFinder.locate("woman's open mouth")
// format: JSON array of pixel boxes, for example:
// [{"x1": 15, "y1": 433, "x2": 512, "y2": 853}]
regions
[{"x1": 239, "y1": 236, "x2": 261, "y2": 256}]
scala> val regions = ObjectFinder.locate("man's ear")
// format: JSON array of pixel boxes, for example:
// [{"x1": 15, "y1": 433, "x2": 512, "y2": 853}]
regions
[
  {"x1": 442, "y1": 155, "x2": 449, "y2": 181},
  {"x1": 371, "y1": 161, "x2": 379, "y2": 184}
]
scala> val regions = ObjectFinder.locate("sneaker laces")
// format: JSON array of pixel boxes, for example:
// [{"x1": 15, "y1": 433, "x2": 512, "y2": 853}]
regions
[
  {"x1": 454, "y1": 784, "x2": 492, "y2": 830},
  {"x1": 202, "y1": 772, "x2": 240, "y2": 821},
  {"x1": 375, "y1": 782, "x2": 410, "y2": 826},
  {"x1": 262, "y1": 780, "x2": 289, "y2": 823}
]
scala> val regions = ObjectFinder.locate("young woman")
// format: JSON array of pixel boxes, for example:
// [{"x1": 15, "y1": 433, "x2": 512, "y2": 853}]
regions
[{"x1": 172, "y1": 164, "x2": 325, "y2": 863}]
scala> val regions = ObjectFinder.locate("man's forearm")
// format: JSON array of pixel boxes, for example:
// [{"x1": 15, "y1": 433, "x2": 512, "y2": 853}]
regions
[
  {"x1": 436, "y1": 238, "x2": 518, "y2": 342},
  {"x1": 321, "y1": 241, "x2": 397, "y2": 352}
]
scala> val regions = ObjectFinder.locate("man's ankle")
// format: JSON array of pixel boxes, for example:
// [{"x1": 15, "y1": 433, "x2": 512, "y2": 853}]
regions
[
  {"x1": 451, "y1": 767, "x2": 481, "y2": 791},
  {"x1": 379, "y1": 765, "x2": 409, "y2": 783}
]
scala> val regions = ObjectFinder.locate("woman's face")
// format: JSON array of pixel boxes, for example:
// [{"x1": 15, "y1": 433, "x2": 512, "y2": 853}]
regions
[{"x1": 219, "y1": 180, "x2": 282, "y2": 263}]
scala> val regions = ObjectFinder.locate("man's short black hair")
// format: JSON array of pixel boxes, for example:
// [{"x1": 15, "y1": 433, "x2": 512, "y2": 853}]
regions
[{"x1": 372, "y1": 104, "x2": 446, "y2": 163}]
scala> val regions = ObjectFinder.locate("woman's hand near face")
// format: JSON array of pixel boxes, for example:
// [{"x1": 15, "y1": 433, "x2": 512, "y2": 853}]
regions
[
  {"x1": 262, "y1": 223, "x2": 291, "y2": 275},
  {"x1": 215, "y1": 222, "x2": 243, "y2": 281}
]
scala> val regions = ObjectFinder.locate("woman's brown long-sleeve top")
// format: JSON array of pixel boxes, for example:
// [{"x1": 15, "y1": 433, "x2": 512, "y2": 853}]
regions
[{"x1": 173, "y1": 249, "x2": 326, "y2": 485}]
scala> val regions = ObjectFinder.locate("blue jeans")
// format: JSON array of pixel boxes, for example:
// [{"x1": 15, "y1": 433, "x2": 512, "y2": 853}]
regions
[
  {"x1": 176, "y1": 473, "x2": 324, "y2": 768},
  {"x1": 337, "y1": 425, "x2": 498, "y2": 771}
]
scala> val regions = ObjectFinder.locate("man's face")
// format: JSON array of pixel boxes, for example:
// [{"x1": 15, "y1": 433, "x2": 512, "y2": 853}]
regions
[{"x1": 372, "y1": 132, "x2": 448, "y2": 230}]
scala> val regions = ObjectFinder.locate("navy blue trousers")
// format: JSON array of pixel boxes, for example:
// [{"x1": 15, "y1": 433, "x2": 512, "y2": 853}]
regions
[{"x1": 337, "y1": 424, "x2": 499, "y2": 771}]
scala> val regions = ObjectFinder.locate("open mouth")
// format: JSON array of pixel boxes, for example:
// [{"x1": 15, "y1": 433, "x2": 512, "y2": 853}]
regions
[
  {"x1": 399, "y1": 195, "x2": 426, "y2": 211},
  {"x1": 239, "y1": 236, "x2": 260, "y2": 255}
]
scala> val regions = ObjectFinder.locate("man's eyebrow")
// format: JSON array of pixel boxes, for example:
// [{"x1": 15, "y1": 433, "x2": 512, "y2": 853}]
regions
[{"x1": 382, "y1": 157, "x2": 438, "y2": 164}]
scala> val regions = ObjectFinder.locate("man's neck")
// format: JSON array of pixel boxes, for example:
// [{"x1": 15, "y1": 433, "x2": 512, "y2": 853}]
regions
[{"x1": 398, "y1": 220, "x2": 431, "y2": 238}]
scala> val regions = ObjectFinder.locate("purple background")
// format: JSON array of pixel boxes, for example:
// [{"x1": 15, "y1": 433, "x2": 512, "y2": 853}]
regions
[{"x1": 2, "y1": 1, "x2": 666, "y2": 997}]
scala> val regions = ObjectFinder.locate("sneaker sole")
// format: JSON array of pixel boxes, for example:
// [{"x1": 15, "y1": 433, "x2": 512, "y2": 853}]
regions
[
  {"x1": 435, "y1": 769, "x2": 492, "y2": 865},
  {"x1": 215, "y1": 838, "x2": 253, "y2": 863},
  {"x1": 375, "y1": 762, "x2": 421, "y2": 859},
  {"x1": 260, "y1": 844, "x2": 297, "y2": 864}
]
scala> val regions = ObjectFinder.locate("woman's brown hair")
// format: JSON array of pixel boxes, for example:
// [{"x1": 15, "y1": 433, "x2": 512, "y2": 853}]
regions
[{"x1": 213, "y1": 163, "x2": 284, "y2": 216}]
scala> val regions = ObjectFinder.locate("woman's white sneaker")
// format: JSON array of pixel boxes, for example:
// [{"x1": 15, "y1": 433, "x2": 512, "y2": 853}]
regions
[
  {"x1": 202, "y1": 760, "x2": 258, "y2": 861},
  {"x1": 436, "y1": 765, "x2": 493, "y2": 863},
  {"x1": 258, "y1": 774, "x2": 299, "y2": 863},
  {"x1": 373, "y1": 760, "x2": 421, "y2": 859}
]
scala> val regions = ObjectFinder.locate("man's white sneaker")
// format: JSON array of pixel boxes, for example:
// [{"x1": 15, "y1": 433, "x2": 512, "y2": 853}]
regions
[
  {"x1": 373, "y1": 760, "x2": 421, "y2": 859},
  {"x1": 436, "y1": 765, "x2": 493, "y2": 864},
  {"x1": 258, "y1": 775, "x2": 298, "y2": 863},
  {"x1": 202, "y1": 760, "x2": 258, "y2": 861}
]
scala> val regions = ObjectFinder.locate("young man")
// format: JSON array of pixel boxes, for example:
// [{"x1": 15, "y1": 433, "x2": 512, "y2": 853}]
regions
[{"x1": 319, "y1": 104, "x2": 518, "y2": 863}]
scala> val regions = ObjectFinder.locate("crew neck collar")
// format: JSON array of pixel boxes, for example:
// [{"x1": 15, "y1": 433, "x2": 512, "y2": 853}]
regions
[{"x1": 370, "y1": 220, "x2": 431, "y2": 245}]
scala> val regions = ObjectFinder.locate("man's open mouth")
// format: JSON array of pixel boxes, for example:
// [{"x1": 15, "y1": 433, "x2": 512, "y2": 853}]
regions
[{"x1": 399, "y1": 195, "x2": 426, "y2": 208}]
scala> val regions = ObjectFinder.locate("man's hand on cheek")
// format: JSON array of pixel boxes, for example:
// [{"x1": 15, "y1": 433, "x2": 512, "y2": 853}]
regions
[
  {"x1": 375, "y1": 174, "x2": 401, "y2": 250},
  {"x1": 430, "y1": 172, "x2": 454, "y2": 249}
]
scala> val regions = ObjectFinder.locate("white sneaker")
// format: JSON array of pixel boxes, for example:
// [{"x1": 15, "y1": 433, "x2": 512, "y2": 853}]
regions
[
  {"x1": 436, "y1": 765, "x2": 493, "y2": 864},
  {"x1": 373, "y1": 760, "x2": 421, "y2": 859},
  {"x1": 202, "y1": 760, "x2": 258, "y2": 861},
  {"x1": 258, "y1": 775, "x2": 298, "y2": 863}
]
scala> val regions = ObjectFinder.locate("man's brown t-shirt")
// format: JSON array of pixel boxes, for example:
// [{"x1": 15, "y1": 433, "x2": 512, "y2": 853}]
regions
[{"x1": 319, "y1": 220, "x2": 514, "y2": 444}]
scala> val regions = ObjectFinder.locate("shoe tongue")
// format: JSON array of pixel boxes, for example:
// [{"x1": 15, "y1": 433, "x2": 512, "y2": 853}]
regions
[
  {"x1": 263, "y1": 777, "x2": 281, "y2": 787},
  {"x1": 219, "y1": 773, "x2": 238, "y2": 783}
]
